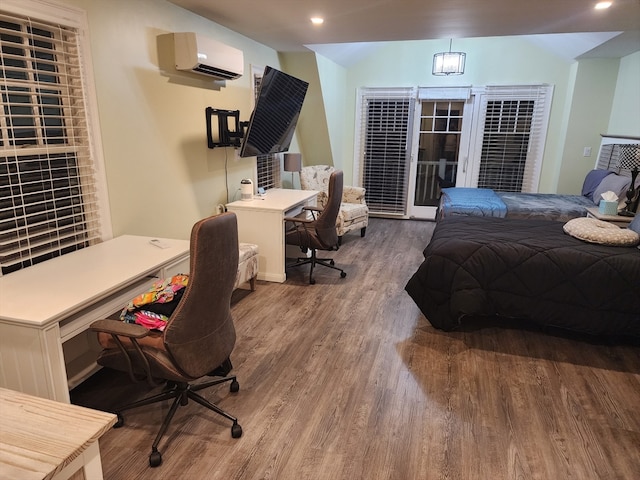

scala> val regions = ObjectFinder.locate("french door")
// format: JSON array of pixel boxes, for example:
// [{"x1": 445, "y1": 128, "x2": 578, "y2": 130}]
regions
[
  {"x1": 354, "y1": 85, "x2": 552, "y2": 220},
  {"x1": 407, "y1": 88, "x2": 474, "y2": 219}
]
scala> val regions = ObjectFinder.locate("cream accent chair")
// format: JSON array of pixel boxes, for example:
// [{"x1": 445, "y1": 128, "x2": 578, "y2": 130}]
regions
[
  {"x1": 235, "y1": 242, "x2": 258, "y2": 291},
  {"x1": 300, "y1": 165, "x2": 369, "y2": 245}
]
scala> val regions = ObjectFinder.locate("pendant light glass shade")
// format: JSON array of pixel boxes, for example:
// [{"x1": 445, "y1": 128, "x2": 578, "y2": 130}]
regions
[{"x1": 432, "y1": 40, "x2": 466, "y2": 76}]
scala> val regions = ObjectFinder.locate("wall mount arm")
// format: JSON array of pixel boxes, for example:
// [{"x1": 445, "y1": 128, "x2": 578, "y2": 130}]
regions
[{"x1": 205, "y1": 107, "x2": 248, "y2": 149}]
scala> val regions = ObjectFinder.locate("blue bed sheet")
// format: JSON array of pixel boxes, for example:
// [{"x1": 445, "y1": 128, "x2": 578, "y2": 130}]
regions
[
  {"x1": 440, "y1": 188, "x2": 507, "y2": 218},
  {"x1": 439, "y1": 187, "x2": 596, "y2": 222}
]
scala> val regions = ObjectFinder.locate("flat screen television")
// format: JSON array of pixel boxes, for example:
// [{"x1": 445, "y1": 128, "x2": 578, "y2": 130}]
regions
[{"x1": 239, "y1": 66, "x2": 309, "y2": 158}]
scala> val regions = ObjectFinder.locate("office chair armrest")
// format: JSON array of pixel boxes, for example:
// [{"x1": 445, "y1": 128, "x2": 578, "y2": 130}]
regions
[
  {"x1": 285, "y1": 205, "x2": 322, "y2": 223},
  {"x1": 302, "y1": 206, "x2": 323, "y2": 213},
  {"x1": 90, "y1": 319, "x2": 160, "y2": 386},
  {"x1": 90, "y1": 319, "x2": 150, "y2": 338},
  {"x1": 284, "y1": 215, "x2": 314, "y2": 224}
]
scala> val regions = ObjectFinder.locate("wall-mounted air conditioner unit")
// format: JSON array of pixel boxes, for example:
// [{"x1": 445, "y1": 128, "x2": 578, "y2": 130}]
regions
[{"x1": 174, "y1": 32, "x2": 243, "y2": 80}]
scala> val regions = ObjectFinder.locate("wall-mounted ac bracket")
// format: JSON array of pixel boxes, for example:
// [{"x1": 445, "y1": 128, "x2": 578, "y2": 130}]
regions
[{"x1": 205, "y1": 107, "x2": 248, "y2": 149}]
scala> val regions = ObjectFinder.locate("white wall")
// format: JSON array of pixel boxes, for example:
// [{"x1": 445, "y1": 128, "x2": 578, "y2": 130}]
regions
[
  {"x1": 607, "y1": 51, "x2": 640, "y2": 137},
  {"x1": 26, "y1": 0, "x2": 640, "y2": 238},
  {"x1": 555, "y1": 58, "x2": 619, "y2": 193},
  {"x1": 311, "y1": 37, "x2": 637, "y2": 194},
  {"x1": 59, "y1": 0, "x2": 282, "y2": 239}
]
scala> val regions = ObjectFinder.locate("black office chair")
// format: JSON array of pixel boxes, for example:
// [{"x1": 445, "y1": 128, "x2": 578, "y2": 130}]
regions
[
  {"x1": 285, "y1": 170, "x2": 347, "y2": 284},
  {"x1": 90, "y1": 213, "x2": 242, "y2": 468}
]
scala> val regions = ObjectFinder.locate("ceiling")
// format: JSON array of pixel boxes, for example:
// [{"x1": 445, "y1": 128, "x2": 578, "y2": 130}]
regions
[{"x1": 169, "y1": 0, "x2": 640, "y2": 62}]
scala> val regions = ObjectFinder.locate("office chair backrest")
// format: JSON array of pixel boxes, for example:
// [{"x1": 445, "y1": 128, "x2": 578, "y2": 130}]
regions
[
  {"x1": 163, "y1": 212, "x2": 239, "y2": 378},
  {"x1": 314, "y1": 170, "x2": 343, "y2": 248}
]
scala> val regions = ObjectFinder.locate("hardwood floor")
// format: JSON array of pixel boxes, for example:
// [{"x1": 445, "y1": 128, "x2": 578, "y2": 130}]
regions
[{"x1": 71, "y1": 217, "x2": 640, "y2": 480}]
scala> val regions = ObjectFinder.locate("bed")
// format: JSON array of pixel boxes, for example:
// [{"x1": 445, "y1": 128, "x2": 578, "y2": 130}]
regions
[
  {"x1": 438, "y1": 169, "x2": 638, "y2": 221},
  {"x1": 405, "y1": 216, "x2": 640, "y2": 337}
]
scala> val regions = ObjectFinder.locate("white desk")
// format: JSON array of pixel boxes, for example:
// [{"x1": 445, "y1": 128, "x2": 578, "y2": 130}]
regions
[
  {"x1": 0, "y1": 235, "x2": 190, "y2": 402},
  {"x1": 227, "y1": 188, "x2": 318, "y2": 283},
  {"x1": 0, "y1": 387, "x2": 117, "y2": 480}
]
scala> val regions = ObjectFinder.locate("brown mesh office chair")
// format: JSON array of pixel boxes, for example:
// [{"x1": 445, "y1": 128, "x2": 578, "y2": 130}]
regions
[
  {"x1": 90, "y1": 212, "x2": 242, "y2": 468},
  {"x1": 285, "y1": 169, "x2": 347, "y2": 284}
]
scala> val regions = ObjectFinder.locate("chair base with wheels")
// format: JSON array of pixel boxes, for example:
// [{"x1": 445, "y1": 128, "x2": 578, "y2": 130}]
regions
[
  {"x1": 288, "y1": 247, "x2": 347, "y2": 285},
  {"x1": 112, "y1": 371, "x2": 242, "y2": 467}
]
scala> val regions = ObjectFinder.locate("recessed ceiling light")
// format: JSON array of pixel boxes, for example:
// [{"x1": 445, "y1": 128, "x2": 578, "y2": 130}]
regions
[
  {"x1": 595, "y1": 1, "x2": 612, "y2": 9},
  {"x1": 310, "y1": 17, "x2": 324, "y2": 25}
]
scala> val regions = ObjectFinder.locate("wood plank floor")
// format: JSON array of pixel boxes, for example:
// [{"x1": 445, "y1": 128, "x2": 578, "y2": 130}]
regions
[{"x1": 71, "y1": 217, "x2": 640, "y2": 480}]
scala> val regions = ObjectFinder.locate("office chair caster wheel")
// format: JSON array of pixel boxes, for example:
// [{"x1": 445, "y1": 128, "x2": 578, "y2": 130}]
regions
[
  {"x1": 149, "y1": 448, "x2": 162, "y2": 467},
  {"x1": 329, "y1": 259, "x2": 335, "y2": 265},
  {"x1": 114, "y1": 413, "x2": 124, "y2": 428},
  {"x1": 231, "y1": 422, "x2": 243, "y2": 438},
  {"x1": 230, "y1": 379, "x2": 240, "y2": 393},
  {"x1": 310, "y1": 278, "x2": 316, "y2": 285},
  {"x1": 340, "y1": 272, "x2": 346, "y2": 278}
]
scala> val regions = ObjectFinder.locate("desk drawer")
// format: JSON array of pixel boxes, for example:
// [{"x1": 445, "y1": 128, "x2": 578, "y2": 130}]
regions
[
  {"x1": 59, "y1": 275, "x2": 157, "y2": 343},
  {"x1": 162, "y1": 256, "x2": 190, "y2": 277}
]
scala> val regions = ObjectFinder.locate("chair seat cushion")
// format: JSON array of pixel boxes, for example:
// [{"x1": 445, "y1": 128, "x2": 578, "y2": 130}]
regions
[{"x1": 340, "y1": 202, "x2": 369, "y2": 221}]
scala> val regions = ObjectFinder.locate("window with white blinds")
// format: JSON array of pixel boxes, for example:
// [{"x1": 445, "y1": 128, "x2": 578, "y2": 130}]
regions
[
  {"x1": 0, "y1": 8, "x2": 105, "y2": 275},
  {"x1": 354, "y1": 87, "x2": 415, "y2": 215},
  {"x1": 475, "y1": 85, "x2": 552, "y2": 192},
  {"x1": 256, "y1": 153, "x2": 281, "y2": 190},
  {"x1": 251, "y1": 65, "x2": 282, "y2": 190}
]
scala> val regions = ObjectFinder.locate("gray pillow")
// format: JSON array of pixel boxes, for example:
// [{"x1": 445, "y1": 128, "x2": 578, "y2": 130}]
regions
[
  {"x1": 592, "y1": 174, "x2": 631, "y2": 206},
  {"x1": 628, "y1": 214, "x2": 640, "y2": 234}
]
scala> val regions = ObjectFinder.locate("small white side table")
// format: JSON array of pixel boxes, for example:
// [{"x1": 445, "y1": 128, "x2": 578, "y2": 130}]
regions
[{"x1": 585, "y1": 207, "x2": 634, "y2": 227}]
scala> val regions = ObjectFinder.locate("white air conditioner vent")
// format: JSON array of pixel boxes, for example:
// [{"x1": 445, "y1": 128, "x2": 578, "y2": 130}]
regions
[{"x1": 174, "y1": 32, "x2": 243, "y2": 80}]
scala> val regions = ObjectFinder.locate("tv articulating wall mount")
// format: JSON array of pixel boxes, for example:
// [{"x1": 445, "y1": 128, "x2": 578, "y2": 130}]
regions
[{"x1": 205, "y1": 107, "x2": 248, "y2": 149}]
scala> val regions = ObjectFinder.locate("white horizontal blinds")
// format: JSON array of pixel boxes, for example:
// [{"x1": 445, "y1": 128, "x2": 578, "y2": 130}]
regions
[
  {"x1": 256, "y1": 153, "x2": 281, "y2": 190},
  {"x1": 252, "y1": 67, "x2": 282, "y2": 190},
  {"x1": 596, "y1": 143, "x2": 617, "y2": 170},
  {"x1": 357, "y1": 87, "x2": 414, "y2": 215},
  {"x1": 596, "y1": 143, "x2": 640, "y2": 174},
  {"x1": 477, "y1": 85, "x2": 552, "y2": 192},
  {"x1": 0, "y1": 13, "x2": 101, "y2": 275}
]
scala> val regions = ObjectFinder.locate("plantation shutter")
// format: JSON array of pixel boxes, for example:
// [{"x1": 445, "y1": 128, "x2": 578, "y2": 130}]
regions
[
  {"x1": 355, "y1": 87, "x2": 415, "y2": 215},
  {"x1": 256, "y1": 153, "x2": 281, "y2": 190},
  {"x1": 251, "y1": 67, "x2": 282, "y2": 190},
  {"x1": 0, "y1": 9, "x2": 105, "y2": 275},
  {"x1": 596, "y1": 143, "x2": 618, "y2": 170},
  {"x1": 595, "y1": 142, "x2": 640, "y2": 174},
  {"x1": 475, "y1": 85, "x2": 553, "y2": 192}
]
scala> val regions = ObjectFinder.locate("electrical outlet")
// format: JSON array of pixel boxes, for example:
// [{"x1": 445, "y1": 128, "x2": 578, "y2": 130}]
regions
[{"x1": 583, "y1": 147, "x2": 592, "y2": 157}]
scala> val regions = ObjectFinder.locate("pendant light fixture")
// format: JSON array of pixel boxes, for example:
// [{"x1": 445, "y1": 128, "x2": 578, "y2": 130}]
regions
[{"x1": 432, "y1": 39, "x2": 466, "y2": 76}]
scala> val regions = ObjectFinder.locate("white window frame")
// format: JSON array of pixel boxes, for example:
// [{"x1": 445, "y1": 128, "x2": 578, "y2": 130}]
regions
[
  {"x1": 353, "y1": 86, "x2": 416, "y2": 216},
  {"x1": 1, "y1": 0, "x2": 111, "y2": 276},
  {"x1": 465, "y1": 84, "x2": 553, "y2": 192}
]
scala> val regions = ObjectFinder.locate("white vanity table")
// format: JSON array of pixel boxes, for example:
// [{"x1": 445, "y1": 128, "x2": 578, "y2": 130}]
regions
[{"x1": 0, "y1": 235, "x2": 189, "y2": 402}]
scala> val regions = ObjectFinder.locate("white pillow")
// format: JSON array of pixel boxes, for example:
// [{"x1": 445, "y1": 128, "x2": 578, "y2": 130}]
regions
[{"x1": 564, "y1": 217, "x2": 639, "y2": 246}]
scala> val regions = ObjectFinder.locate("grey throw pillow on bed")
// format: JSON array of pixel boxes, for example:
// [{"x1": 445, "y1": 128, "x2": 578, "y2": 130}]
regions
[{"x1": 592, "y1": 174, "x2": 632, "y2": 206}]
